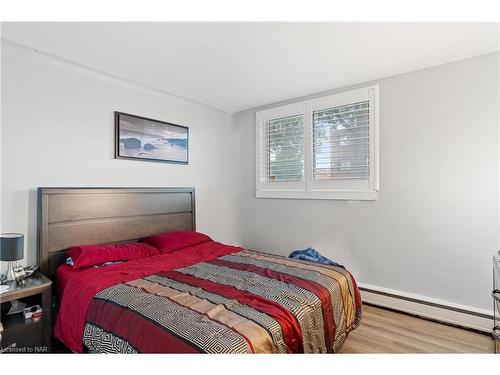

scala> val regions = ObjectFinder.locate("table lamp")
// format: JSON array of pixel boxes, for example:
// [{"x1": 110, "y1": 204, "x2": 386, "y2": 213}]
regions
[{"x1": 0, "y1": 233, "x2": 24, "y2": 282}]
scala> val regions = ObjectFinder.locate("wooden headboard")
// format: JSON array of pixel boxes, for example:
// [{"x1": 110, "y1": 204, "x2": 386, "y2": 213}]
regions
[{"x1": 37, "y1": 187, "x2": 195, "y2": 283}]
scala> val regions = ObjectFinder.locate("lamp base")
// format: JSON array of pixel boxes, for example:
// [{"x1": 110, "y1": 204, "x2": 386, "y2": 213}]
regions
[{"x1": 5, "y1": 262, "x2": 15, "y2": 282}]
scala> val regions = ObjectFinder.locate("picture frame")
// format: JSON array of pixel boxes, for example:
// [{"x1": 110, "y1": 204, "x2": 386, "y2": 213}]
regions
[{"x1": 115, "y1": 111, "x2": 189, "y2": 164}]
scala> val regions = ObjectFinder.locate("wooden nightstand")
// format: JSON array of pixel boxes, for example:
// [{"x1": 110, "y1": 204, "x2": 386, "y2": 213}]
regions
[{"x1": 0, "y1": 273, "x2": 52, "y2": 353}]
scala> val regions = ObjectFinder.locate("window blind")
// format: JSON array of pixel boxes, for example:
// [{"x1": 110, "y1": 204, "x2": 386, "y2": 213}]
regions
[
  {"x1": 260, "y1": 114, "x2": 304, "y2": 183},
  {"x1": 256, "y1": 85, "x2": 378, "y2": 200},
  {"x1": 313, "y1": 101, "x2": 370, "y2": 182}
]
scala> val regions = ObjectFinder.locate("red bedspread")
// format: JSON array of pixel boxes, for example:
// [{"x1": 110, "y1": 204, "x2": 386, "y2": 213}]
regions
[
  {"x1": 55, "y1": 241, "x2": 240, "y2": 352},
  {"x1": 55, "y1": 241, "x2": 361, "y2": 353}
]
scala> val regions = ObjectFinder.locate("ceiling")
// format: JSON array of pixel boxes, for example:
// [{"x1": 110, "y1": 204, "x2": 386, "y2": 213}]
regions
[{"x1": 2, "y1": 22, "x2": 499, "y2": 113}]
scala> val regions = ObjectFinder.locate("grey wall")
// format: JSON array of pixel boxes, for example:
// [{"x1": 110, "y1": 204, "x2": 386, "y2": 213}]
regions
[
  {"x1": 1, "y1": 40, "x2": 239, "y2": 269},
  {"x1": 230, "y1": 52, "x2": 500, "y2": 311}
]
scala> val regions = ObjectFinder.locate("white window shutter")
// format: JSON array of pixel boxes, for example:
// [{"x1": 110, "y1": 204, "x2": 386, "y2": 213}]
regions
[
  {"x1": 312, "y1": 101, "x2": 370, "y2": 182},
  {"x1": 259, "y1": 114, "x2": 305, "y2": 183},
  {"x1": 256, "y1": 85, "x2": 378, "y2": 200}
]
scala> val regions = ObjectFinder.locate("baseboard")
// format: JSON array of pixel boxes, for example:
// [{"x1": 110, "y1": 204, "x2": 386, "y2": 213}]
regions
[{"x1": 358, "y1": 283, "x2": 494, "y2": 333}]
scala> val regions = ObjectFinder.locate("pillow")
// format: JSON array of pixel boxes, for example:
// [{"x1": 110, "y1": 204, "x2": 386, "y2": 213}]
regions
[
  {"x1": 140, "y1": 231, "x2": 212, "y2": 254},
  {"x1": 66, "y1": 242, "x2": 160, "y2": 269}
]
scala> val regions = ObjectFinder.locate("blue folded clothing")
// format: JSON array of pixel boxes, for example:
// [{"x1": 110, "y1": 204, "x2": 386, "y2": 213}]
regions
[{"x1": 289, "y1": 247, "x2": 344, "y2": 268}]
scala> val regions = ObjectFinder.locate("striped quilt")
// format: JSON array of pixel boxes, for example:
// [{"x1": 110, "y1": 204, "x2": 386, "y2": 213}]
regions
[{"x1": 81, "y1": 249, "x2": 362, "y2": 353}]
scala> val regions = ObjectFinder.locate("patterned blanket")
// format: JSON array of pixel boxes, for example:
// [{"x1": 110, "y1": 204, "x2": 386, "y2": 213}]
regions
[{"x1": 82, "y1": 249, "x2": 362, "y2": 353}]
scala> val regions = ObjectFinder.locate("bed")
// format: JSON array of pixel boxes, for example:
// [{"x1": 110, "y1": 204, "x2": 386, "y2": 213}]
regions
[{"x1": 38, "y1": 187, "x2": 362, "y2": 353}]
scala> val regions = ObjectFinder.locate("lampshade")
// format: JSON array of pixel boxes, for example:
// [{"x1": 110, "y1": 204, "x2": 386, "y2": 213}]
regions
[{"x1": 0, "y1": 233, "x2": 24, "y2": 261}]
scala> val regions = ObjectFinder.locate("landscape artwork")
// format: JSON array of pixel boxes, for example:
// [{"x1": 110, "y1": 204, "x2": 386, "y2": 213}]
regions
[{"x1": 115, "y1": 112, "x2": 188, "y2": 163}]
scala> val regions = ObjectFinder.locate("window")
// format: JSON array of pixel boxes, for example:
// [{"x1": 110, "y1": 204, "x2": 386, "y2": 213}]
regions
[{"x1": 256, "y1": 86, "x2": 378, "y2": 200}]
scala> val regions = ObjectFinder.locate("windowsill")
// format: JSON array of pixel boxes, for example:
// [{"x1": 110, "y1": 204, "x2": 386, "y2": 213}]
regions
[{"x1": 256, "y1": 190, "x2": 378, "y2": 201}]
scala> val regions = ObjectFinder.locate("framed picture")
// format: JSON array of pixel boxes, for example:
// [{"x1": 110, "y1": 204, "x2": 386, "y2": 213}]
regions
[{"x1": 115, "y1": 112, "x2": 189, "y2": 164}]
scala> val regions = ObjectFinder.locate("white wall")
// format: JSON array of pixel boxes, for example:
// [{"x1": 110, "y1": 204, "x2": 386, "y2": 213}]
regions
[
  {"x1": 230, "y1": 52, "x2": 500, "y2": 312},
  {"x1": 1, "y1": 40, "x2": 239, "y2": 269}
]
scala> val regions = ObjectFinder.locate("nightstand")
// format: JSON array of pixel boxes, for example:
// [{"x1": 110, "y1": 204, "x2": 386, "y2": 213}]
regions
[{"x1": 0, "y1": 273, "x2": 52, "y2": 353}]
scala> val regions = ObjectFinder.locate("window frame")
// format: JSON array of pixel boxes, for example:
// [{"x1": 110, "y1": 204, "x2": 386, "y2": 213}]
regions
[{"x1": 256, "y1": 85, "x2": 379, "y2": 200}]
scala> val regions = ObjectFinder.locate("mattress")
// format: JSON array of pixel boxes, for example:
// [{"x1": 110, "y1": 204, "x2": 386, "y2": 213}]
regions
[{"x1": 55, "y1": 240, "x2": 361, "y2": 353}]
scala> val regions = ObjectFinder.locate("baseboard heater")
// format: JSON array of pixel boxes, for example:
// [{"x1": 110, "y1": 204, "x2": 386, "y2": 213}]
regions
[{"x1": 359, "y1": 285, "x2": 494, "y2": 333}]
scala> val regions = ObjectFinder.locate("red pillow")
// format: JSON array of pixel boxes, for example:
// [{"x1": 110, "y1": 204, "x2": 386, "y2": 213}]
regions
[
  {"x1": 140, "y1": 231, "x2": 212, "y2": 254},
  {"x1": 67, "y1": 242, "x2": 160, "y2": 269}
]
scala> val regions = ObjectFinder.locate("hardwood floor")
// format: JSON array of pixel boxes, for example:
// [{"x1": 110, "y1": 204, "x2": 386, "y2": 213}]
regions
[{"x1": 339, "y1": 304, "x2": 494, "y2": 353}]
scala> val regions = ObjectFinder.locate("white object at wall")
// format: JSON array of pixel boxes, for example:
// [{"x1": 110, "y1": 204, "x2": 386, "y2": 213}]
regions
[
  {"x1": 255, "y1": 86, "x2": 379, "y2": 200},
  {"x1": 359, "y1": 283, "x2": 493, "y2": 332}
]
